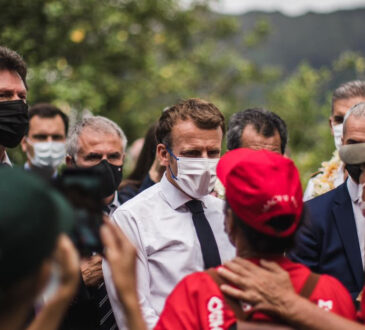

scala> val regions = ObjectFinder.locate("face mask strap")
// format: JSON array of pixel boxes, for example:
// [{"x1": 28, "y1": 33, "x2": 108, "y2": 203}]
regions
[{"x1": 165, "y1": 146, "x2": 179, "y2": 180}]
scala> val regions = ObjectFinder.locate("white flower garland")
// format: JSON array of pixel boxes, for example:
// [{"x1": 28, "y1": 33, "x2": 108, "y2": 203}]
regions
[{"x1": 311, "y1": 150, "x2": 342, "y2": 198}]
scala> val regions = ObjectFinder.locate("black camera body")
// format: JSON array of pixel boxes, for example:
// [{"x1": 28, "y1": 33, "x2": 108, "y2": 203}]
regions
[{"x1": 55, "y1": 168, "x2": 105, "y2": 257}]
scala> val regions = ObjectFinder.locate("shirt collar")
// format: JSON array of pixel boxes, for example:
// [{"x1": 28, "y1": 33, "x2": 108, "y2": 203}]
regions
[
  {"x1": 109, "y1": 191, "x2": 120, "y2": 209},
  {"x1": 347, "y1": 176, "x2": 361, "y2": 203},
  {"x1": 1, "y1": 152, "x2": 12, "y2": 166},
  {"x1": 160, "y1": 173, "x2": 209, "y2": 210},
  {"x1": 104, "y1": 191, "x2": 120, "y2": 216}
]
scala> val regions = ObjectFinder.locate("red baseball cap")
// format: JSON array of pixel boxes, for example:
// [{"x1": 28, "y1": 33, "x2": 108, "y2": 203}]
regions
[{"x1": 217, "y1": 148, "x2": 303, "y2": 237}]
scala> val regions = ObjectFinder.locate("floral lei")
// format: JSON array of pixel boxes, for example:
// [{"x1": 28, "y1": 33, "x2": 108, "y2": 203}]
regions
[{"x1": 311, "y1": 150, "x2": 342, "y2": 198}]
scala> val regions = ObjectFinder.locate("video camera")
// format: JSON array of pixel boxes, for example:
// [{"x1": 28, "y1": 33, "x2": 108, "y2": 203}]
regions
[{"x1": 54, "y1": 168, "x2": 105, "y2": 257}]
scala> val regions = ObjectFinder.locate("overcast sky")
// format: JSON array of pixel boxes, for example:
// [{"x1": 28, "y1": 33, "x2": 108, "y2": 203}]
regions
[{"x1": 184, "y1": 0, "x2": 365, "y2": 16}]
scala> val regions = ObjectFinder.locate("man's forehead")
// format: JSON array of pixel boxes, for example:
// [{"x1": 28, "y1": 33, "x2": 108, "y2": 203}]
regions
[
  {"x1": 0, "y1": 69, "x2": 26, "y2": 90},
  {"x1": 171, "y1": 119, "x2": 223, "y2": 143},
  {"x1": 78, "y1": 128, "x2": 123, "y2": 150},
  {"x1": 29, "y1": 115, "x2": 66, "y2": 133},
  {"x1": 334, "y1": 97, "x2": 365, "y2": 115}
]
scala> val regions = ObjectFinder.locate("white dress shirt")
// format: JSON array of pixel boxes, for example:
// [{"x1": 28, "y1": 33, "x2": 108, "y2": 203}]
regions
[
  {"x1": 347, "y1": 177, "x2": 365, "y2": 269},
  {"x1": 103, "y1": 174, "x2": 235, "y2": 329},
  {"x1": 1, "y1": 151, "x2": 11, "y2": 166}
]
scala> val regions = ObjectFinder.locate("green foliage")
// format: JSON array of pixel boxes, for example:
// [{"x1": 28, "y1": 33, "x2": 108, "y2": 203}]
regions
[
  {"x1": 267, "y1": 53, "x2": 365, "y2": 185},
  {"x1": 1, "y1": 0, "x2": 277, "y2": 164},
  {"x1": 268, "y1": 63, "x2": 332, "y2": 184},
  {"x1": 2, "y1": 2, "x2": 365, "y2": 189}
]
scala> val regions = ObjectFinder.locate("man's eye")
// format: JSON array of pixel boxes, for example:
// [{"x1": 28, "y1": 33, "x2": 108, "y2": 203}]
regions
[
  {"x1": 181, "y1": 151, "x2": 200, "y2": 157},
  {"x1": 52, "y1": 135, "x2": 64, "y2": 141},
  {"x1": 334, "y1": 116, "x2": 344, "y2": 124},
  {"x1": 85, "y1": 155, "x2": 102, "y2": 161},
  {"x1": 208, "y1": 150, "x2": 220, "y2": 157},
  {"x1": 32, "y1": 135, "x2": 48, "y2": 141}
]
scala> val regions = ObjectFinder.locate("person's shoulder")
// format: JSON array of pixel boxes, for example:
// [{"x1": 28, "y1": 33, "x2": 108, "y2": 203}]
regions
[
  {"x1": 311, "y1": 274, "x2": 356, "y2": 318},
  {"x1": 114, "y1": 182, "x2": 163, "y2": 221},
  {"x1": 204, "y1": 194, "x2": 225, "y2": 208},
  {"x1": 120, "y1": 182, "x2": 162, "y2": 209},
  {"x1": 176, "y1": 271, "x2": 221, "y2": 294}
]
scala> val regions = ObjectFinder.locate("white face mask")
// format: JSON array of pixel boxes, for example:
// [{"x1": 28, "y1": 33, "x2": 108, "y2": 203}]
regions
[
  {"x1": 28, "y1": 140, "x2": 66, "y2": 168},
  {"x1": 169, "y1": 151, "x2": 219, "y2": 199},
  {"x1": 332, "y1": 123, "x2": 343, "y2": 150}
]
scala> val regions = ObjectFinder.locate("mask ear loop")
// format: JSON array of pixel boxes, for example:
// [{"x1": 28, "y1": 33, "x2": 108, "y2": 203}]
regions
[{"x1": 165, "y1": 146, "x2": 179, "y2": 180}]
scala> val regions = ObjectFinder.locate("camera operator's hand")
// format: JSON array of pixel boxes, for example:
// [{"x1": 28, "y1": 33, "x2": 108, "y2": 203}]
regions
[
  {"x1": 101, "y1": 219, "x2": 146, "y2": 330},
  {"x1": 80, "y1": 254, "x2": 103, "y2": 287},
  {"x1": 27, "y1": 234, "x2": 80, "y2": 330}
]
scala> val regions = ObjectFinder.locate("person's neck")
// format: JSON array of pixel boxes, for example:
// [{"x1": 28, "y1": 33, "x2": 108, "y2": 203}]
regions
[
  {"x1": 0, "y1": 303, "x2": 32, "y2": 330},
  {"x1": 165, "y1": 170, "x2": 195, "y2": 199},
  {"x1": 235, "y1": 239, "x2": 282, "y2": 260}
]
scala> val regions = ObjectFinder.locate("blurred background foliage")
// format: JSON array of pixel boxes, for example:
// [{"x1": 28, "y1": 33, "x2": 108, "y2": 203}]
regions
[{"x1": 1, "y1": 0, "x2": 365, "y2": 184}]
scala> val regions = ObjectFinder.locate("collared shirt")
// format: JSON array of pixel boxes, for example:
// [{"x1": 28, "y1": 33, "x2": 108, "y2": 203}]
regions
[
  {"x1": 103, "y1": 174, "x2": 235, "y2": 329},
  {"x1": 107, "y1": 191, "x2": 121, "y2": 216},
  {"x1": 347, "y1": 177, "x2": 365, "y2": 270},
  {"x1": 1, "y1": 151, "x2": 11, "y2": 166},
  {"x1": 23, "y1": 162, "x2": 58, "y2": 178}
]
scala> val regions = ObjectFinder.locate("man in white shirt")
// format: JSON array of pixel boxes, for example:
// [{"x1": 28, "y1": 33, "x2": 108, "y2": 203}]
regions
[{"x1": 103, "y1": 98, "x2": 235, "y2": 329}]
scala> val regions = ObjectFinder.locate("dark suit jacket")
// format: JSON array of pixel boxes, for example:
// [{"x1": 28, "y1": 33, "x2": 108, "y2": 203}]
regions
[{"x1": 288, "y1": 181, "x2": 364, "y2": 300}]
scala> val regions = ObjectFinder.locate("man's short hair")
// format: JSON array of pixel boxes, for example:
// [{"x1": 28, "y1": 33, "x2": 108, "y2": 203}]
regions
[
  {"x1": 227, "y1": 108, "x2": 287, "y2": 154},
  {"x1": 0, "y1": 46, "x2": 27, "y2": 88},
  {"x1": 28, "y1": 103, "x2": 69, "y2": 135},
  {"x1": 155, "y1": 98, "x2": 225, "y2": 147},
  {"x1": 66, "y1": 115, "x2": 127, "y2": 159},
  {"x1": 343, "y1": 102, "x2": 365, "y2": 136},
  {"x1": 332, "y1": 80, "x2": 365, "y2": 113}
]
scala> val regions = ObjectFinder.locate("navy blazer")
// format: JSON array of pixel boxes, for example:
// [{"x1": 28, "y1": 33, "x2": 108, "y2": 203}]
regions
[{"x1": 288, "y1": 181, "x2": 364, "y2": 300}]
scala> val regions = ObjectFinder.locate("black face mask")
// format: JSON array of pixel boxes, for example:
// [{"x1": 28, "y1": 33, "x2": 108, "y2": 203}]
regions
[
  {"x1": 88, "y1": 160, "x2": 123, "y2": 198},
  {"x1": 345, "y1": 164, "x2": 362, "y2": 184},
  {"x1": 0, "y1": 100, "x2": 29, "y2": 148}
]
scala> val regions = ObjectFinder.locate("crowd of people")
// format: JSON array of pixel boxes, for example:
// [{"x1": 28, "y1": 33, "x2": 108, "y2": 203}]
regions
[{"x1": 2, "y1": 43, "x2": 365, "y2": 330}]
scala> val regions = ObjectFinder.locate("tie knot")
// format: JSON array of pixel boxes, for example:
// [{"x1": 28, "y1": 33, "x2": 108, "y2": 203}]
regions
[{"x1": 185, "y1": 200, "x2": 204, "y2": 214}]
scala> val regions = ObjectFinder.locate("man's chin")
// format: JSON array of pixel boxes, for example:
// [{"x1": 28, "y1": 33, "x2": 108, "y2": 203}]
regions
[{"x1": 103, "y1": 193, "x2": 115, "y2": 206}]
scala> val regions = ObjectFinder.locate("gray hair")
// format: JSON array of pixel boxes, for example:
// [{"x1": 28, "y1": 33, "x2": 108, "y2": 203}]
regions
[
  {"x1": 66, "y1": 115, "x2": 127, "y2": 159},
  {"x1": 332, "y1": 80, "x2": 365, "y2": 114},
  {"x1": 343, "y1": 102, "x2": 365, "y2": 136}
]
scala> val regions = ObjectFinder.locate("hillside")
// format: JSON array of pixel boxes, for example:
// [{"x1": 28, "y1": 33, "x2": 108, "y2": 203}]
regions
[{"x1": 233, "y1": 8, "x2": 365, "y2": 72}]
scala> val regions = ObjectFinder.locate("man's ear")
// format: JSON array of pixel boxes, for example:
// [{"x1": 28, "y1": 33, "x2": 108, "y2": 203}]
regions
[
  {"x1": 225, "y1": 208, "x2": 235, "y2": 236},
  {"x1": 157, "y1": 143, "x2": 170, "y2": 167},
  {"x1": 20, "y1": 136, "x2": 27, "y2": 153}
]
